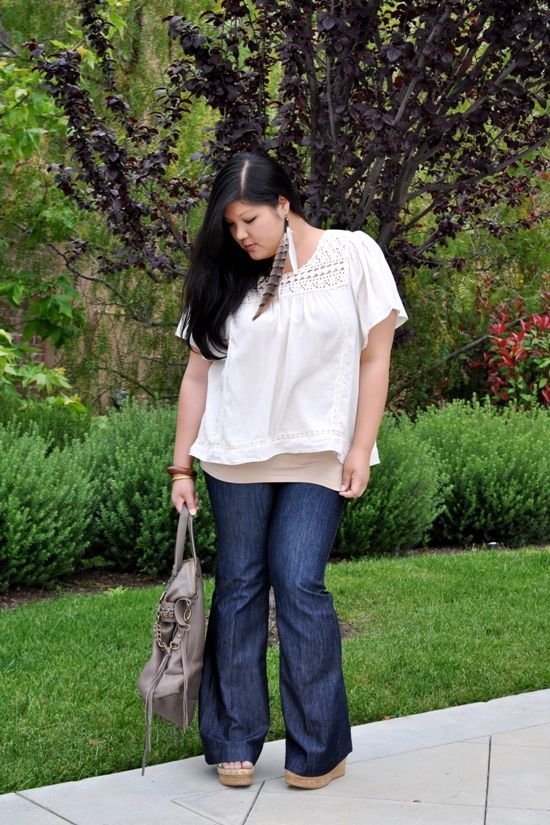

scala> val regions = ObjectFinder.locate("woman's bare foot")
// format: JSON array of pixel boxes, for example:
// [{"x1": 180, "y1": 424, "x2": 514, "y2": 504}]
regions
[{"x1": 217, "y1": 761, "x2": 255, "y2": 786}]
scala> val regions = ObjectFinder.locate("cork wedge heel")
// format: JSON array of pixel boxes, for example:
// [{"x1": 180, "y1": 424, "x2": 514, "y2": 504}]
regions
[{"x1": 285, "y1": 759, "x2": 346, "y2": 790}]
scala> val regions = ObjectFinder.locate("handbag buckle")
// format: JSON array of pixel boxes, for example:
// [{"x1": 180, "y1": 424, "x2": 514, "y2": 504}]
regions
[{"x1": 158, "y1": 604, "x2": 175, "y2": 621}]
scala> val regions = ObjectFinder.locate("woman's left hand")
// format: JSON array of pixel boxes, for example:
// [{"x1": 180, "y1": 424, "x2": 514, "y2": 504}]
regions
[{"x1": 339, "y1": 446, "x2": 371, "y2": 499}]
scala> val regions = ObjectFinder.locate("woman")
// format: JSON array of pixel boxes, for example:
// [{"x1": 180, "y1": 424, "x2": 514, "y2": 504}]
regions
[{"x1": 170, "y1": 152, "x2": 407, "y2": 790}]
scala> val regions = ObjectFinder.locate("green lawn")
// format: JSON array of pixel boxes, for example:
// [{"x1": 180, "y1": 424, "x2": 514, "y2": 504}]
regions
[{"x1": 1, "y1": 548, "x2": 549, "y2": 794}]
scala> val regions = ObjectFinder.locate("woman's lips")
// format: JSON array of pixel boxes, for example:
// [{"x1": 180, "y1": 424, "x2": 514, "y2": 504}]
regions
[{"x1": 244, "y1": 243, "x2": 256, "y2": 252}]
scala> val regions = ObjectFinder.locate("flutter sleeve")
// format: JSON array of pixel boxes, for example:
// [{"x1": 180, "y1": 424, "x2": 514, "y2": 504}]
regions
[
  {"x1": 175, "y1": 314, "x2": 190, "y2": 341},
  {"x1": 175, "y1": 312, "x2": 200, "y2": 351},
  {"x1": 348, "y1": 231, "x2": 408, "y2": 349},
  {"x1": 175, "y1": 313, "x2": 221, "y2": 360}
]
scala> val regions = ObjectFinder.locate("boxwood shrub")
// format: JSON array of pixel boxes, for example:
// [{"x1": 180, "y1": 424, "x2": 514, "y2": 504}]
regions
[
  {"x1": 3, "y1": 399, "x2": 548, "y2": 591},
  {"x1": 0, "y1": 423, "x2": 94, "y2": 592},
  {"x1": 335, "y1": 413, "x2": 448, "y2": 557},
  {"x1": 0, "y1": 396, "x2": 92, "y2": 448},
  {"x1": 78, "y1": 402, "x2": 217, "y2": 576},
  {"x1": 414, "y1": 399, "x2": 550, "y2": 546}
]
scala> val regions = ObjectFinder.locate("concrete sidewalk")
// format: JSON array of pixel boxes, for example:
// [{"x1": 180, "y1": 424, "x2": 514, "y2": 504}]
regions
[{"x1": 3, "y1": 689, "x2": 550, "y2": 825}]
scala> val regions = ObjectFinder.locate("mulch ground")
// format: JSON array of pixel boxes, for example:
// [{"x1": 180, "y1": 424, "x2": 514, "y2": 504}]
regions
[
  {"x1": 0, "y1": 570, "x2": 357, "y2": 643},
  {"x1": 0, "y1": 570, "x2": 164, "y2": 612},
  {"x1": 1, "y1": 545, "x2": 493, "y2": 612}
]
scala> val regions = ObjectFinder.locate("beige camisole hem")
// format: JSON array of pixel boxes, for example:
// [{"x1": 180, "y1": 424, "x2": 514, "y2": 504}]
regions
[{"x1": 200, "y1": 451, "x2": 344, "y2": 491}]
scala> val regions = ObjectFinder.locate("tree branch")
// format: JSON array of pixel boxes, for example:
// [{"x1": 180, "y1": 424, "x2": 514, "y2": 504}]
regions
[
  {"x1": 0, "y1": 36, "x2": 20, "y2": 58},
  {"x1": 407, "y1": 136, "x2": 549, "y2": 204},
  {"x1": 96, "y1": 364, "x2": 158, "y2": 399},
  {"x1": 392, "y1": 6, "x2": 452, "y2": 128},
  {"x1": 354, "y1": 157, "x2": 385, "y2": 229},
  {"x1": 43, "y1": 239, "x2": 170, "y2": 327}
]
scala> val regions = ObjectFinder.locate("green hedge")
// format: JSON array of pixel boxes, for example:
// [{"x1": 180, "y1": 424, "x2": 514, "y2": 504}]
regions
[
  {"x1": 414, "y1": 399, "x2": 550, "y2": 546},
  {"x1": 0, "y1": 423, "x2": 94, "y2": 591},
  {"x1": 335, "y1": 414, "x2": 448, "y2": 557},
  {"x1": 0, "y1": 400, "x2": 548, "y2": 592},
  {"x1": 0, "y1": 396, "x2": 92, "y2": 448},
  {"x1": 78, "y1": 403, "x2": 217, "y2": 576}
]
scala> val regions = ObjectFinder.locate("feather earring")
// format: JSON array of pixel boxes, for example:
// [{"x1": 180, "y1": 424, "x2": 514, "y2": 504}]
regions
[
  {"x1": 287, "y1": 222, "x2": 298, "y2": 273},
  {"x1": 252, "y1": 216, "x2": 290, "y2": 321}
]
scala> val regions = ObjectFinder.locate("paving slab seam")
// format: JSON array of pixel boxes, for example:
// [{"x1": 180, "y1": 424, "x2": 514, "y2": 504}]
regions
[
  {"x1": 173, "y1": 802, "x2": 236, "y2": 825},
  {"x1": 172, "y1": 779, "x2": 267, "y2": 825},
  {"x1": 347, "y1": 736, "x2": 490, "y2": 765},
  {"x1": 278, "y1": 790, "x2": 489, "y2": 808},
  {"x1": 16, "y1": 792, "x2": 79, "y2": 825},
  {"x1": 348, "y1": 705, "x2": 550, "y2": 763},
  {"x1": 483, "y1": 735, "x2": 492, "y2": 825},
  {"x1": 242, "y1": 780, "x2": 266, "y2": 824},
  {"x1": 493, "y1": 739, "x2": 550, "y2": 750},
  {"x1": 488, "y1": 805, "x2": 550, "y2": 812}
]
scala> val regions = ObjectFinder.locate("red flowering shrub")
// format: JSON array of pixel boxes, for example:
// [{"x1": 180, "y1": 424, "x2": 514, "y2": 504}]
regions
[{"x1": 470, "y1": 297, "x2": 550, "y2": 408}]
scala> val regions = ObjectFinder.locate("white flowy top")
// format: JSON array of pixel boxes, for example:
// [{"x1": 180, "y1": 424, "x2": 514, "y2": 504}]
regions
[{"x1": 176, "y1": 230, "x2": 407, "y2": 481}]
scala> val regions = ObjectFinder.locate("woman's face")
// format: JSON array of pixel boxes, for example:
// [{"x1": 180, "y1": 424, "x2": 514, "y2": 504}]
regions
[{"x1": 223, "y1": 198, "x2": 288, "y2": 260}]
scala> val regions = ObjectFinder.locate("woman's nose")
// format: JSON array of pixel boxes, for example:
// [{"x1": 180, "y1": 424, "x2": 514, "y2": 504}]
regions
[{"x1": 235, "y1": 224, "x2": 248, "y2": 240}]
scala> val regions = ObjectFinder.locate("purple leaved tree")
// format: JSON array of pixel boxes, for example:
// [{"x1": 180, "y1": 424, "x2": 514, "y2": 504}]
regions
[
  {"x1": 28, "y1": 0, "x2": 549, "y2": 282},
  {"x1": 24, "y1": 0, "x2": 549, "y2": 403}
]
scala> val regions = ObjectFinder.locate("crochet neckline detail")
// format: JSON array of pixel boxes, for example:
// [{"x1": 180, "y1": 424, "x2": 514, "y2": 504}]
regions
[{"x1": 280, "y1": 230, "x2": 328, "y2": 279}]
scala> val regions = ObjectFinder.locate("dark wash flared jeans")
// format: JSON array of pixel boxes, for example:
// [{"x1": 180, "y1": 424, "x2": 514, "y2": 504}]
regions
[{"x1": 199, "y1": 473, "x2": 353, "y2": 776}]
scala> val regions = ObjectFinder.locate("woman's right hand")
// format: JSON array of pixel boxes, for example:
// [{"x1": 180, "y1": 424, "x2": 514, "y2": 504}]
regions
[{"x1": 171, "y1": 479, "x2": 199, "y2": 516}]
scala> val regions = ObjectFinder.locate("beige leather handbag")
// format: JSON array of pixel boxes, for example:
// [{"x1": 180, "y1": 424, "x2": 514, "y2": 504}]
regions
[{"x1": 138, "y1": 505, "x2": 205, "y2": 771}]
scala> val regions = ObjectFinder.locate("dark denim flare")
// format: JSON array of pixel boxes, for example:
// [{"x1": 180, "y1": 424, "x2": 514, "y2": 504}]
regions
[{"x1": 198, "y1": 473, "x2": 353, "y2": 776}]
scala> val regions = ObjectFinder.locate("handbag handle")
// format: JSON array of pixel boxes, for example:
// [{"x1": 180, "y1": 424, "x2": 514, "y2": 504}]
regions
[{"x1": 172, "y1": 505, "x2": 198, "y2": 576}]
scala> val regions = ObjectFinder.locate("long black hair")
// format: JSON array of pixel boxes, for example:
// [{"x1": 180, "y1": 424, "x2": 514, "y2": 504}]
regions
[{"x1": 183, "y1": 152, "x2": 304, "y2": 359}]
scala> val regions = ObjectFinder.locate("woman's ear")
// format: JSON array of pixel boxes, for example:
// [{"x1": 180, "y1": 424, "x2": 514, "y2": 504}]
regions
[{"x1": 278, "y1": 196, "x2": 290, "y2": 214}]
